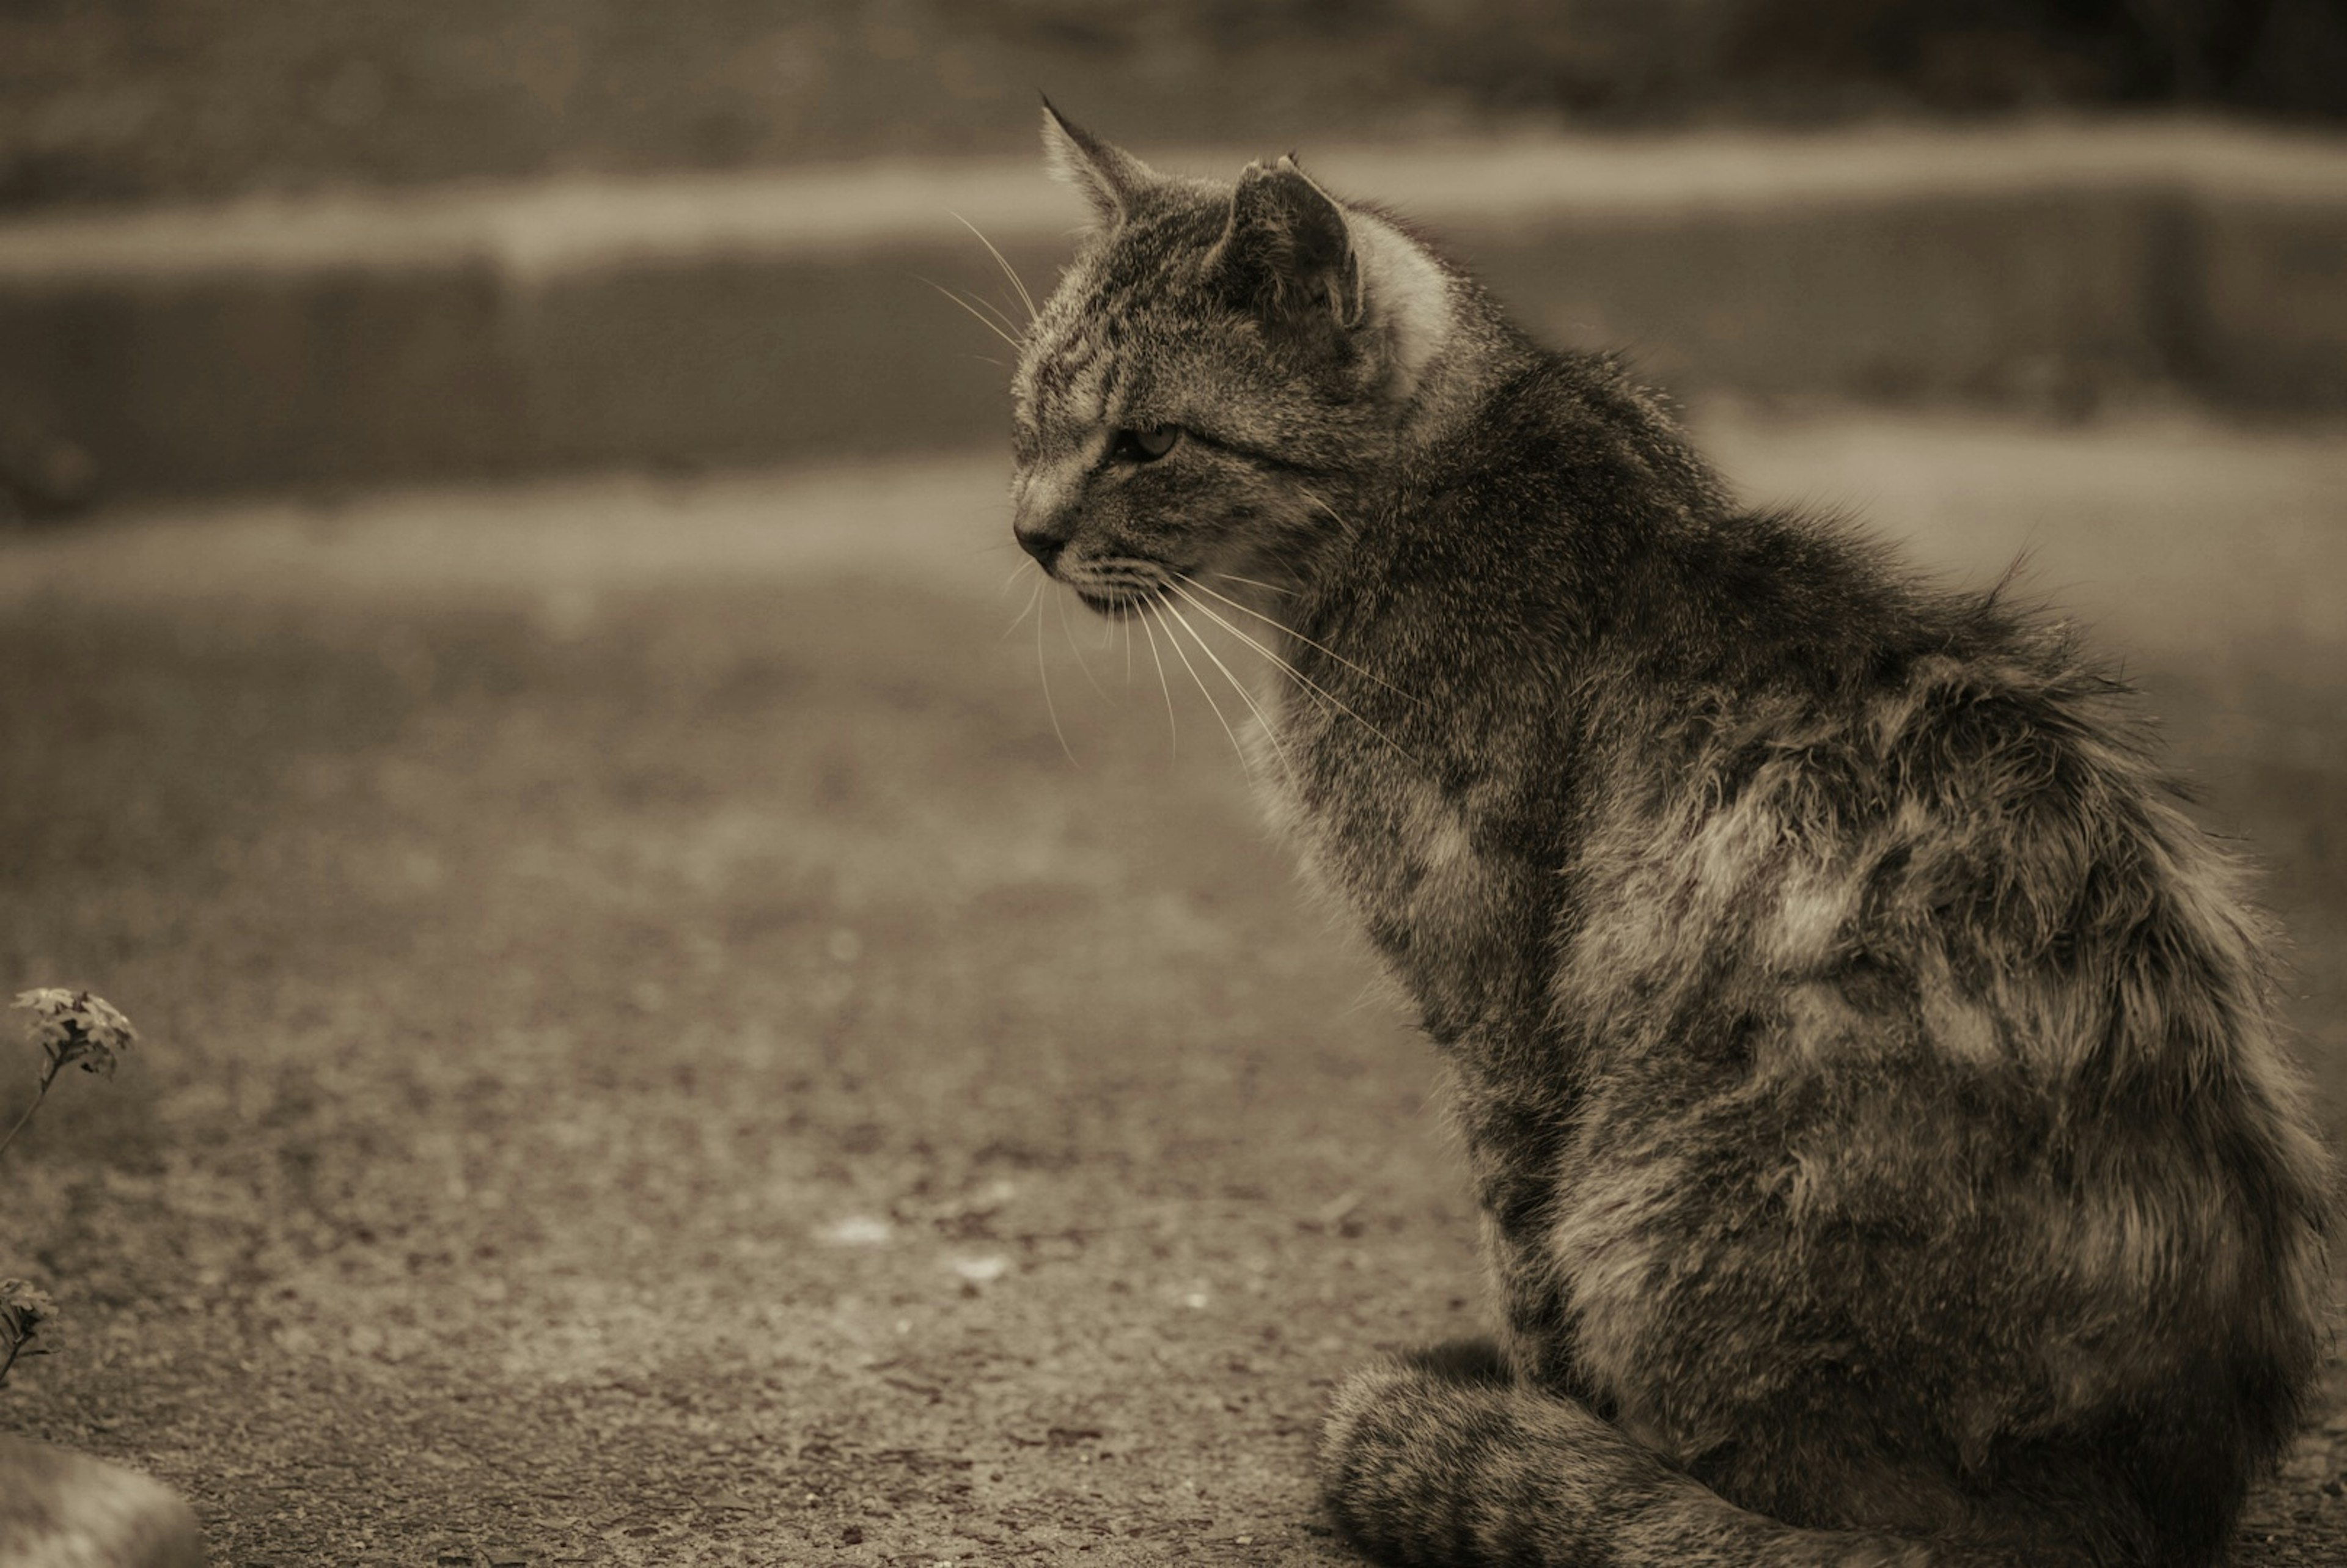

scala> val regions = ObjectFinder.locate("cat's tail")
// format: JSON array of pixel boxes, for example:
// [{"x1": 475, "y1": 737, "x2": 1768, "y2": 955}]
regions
[{"x1": 1320, "y1": 1347, "x2": 2087, "y2": 1568}]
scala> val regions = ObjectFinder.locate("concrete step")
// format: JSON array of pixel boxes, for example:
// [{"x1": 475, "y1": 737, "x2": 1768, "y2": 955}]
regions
[{"x1": 1, "y1": 118, "x2": 2341, "y2": 504}]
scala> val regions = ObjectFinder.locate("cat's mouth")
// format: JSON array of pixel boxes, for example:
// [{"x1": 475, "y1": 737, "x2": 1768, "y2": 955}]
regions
[
  {"x1": 1072, "y1": 585, "x2": 1163, "y2": 619},
  {"x1": 1063, "y1": 560, "x2": 1179, "y2": 618}
]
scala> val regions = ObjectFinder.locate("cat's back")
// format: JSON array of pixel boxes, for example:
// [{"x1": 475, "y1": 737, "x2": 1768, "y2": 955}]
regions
[{"x1": 1532, "y1": 518, "x2": 2331, "y2": 1544}]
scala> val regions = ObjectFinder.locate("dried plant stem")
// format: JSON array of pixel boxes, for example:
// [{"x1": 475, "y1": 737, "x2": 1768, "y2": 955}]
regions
[{"x1": 0, "y1": 1060, "x2": 59, "y2": 1162}]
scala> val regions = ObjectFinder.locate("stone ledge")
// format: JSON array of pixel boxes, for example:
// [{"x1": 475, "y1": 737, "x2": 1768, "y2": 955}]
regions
[
  {"x1": 0, "y1": 1434, "x2": 202, "y2": 1568},
  {"x1": 0, "y1": 118, "x2": 2341, "y2": 502}
]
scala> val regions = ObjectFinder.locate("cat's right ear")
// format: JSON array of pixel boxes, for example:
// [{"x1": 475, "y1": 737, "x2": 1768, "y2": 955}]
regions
[
  {"x1": 1208, "y1": 156, "x2": 1364, "y2": 344},
  {"x1": 1040, "y1": 99, "x2": 1153, "y2": 228}
]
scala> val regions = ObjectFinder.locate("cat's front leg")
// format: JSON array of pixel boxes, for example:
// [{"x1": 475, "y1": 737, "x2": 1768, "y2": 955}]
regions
[
  {"x1": 1446, "y1": 1064, "x2": 1593, "y2": 1399},
  {"x1": 1480, "y1": 1206, "x2": 1595, "y2": 1401}
]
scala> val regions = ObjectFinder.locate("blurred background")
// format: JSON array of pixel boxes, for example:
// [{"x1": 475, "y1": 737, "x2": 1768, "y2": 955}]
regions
[
  {"x1": 3, "y1": 0, "x2": 2345, "y2": 207},
  {"x1": 3, "y1": 6, "x2": 2345, "y2": 1567}
]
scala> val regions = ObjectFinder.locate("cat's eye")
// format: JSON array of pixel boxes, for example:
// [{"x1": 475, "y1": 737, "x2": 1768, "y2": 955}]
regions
[{"x1": 1109, "y1": 427, "x2": 1181, "y2": 464}]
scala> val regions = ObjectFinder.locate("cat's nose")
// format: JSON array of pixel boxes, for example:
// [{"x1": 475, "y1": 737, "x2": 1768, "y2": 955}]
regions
[
  {"x1": 1012, "y1": 466, "x2": 1079, "y2": 574},
  {"x1": 1015, "y1": 518, "x2": 1072, "y2": 573}
]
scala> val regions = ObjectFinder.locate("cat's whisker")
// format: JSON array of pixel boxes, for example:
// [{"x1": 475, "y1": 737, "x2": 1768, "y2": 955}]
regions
[
  {"x1": 1295, "y1": 486, "x2": 1354, "y2": 534},
  {"x1": 1162, "y1": 598, "x2": 1302, "y2": 791},
  {"x1": 1181, "y1": 573, "x2": 1417, "y2": 705},
  {"x1": 1169, "y1": 583, "x2": 1343, "y2": 730},
  {"x1": 1169, "y1": 582, "x2": 1414, "y2": 761},
  {"x1": 917, "y1": 277, "x2": 1023, "y2": 351},
  {"x1": 1002, "y1": 560, "x2": 1035, "y2": 596},
  {"x1": 1001, "y1": 576, "x2": 1045, "y2": 640},
  {"x1": 1211, "y1": 571, "x2": 1296, "y2": 598},
  {"x1": 1134, "y1": 598, "x2": 1180, "y2": 758},
  {"x1": 1151, "y1": 601, "x2": 1254, "y2": 783},
  {"x1": 947, "y1": 210, "x2": 1038, "y2": 322},
  {"x1": 961, "y1": 289, "x2": 1026, "y2": 345},
  {"x1": 1035, "y1": 580, "x2": 1076, "y2": 766},
  {"x1": 1056, "y1": 587, "x2": 1110, "y2": 701},
  {"x1": 932, "y1": 267, "x2": 1025, "y2": 342}
]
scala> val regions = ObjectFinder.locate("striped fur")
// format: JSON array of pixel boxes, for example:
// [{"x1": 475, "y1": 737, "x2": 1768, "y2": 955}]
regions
[{"x1": 1008, "y1": 107, "x2": 2332, "y2": 1567}]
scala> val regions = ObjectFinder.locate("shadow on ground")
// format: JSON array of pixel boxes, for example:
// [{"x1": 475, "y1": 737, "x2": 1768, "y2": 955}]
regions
[{"x1": 1, "y1": 414, "x2": 2343, "y2": 1565}]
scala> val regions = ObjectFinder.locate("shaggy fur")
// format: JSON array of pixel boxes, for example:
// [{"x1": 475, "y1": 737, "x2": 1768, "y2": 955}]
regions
[{"x1": 1005, "y1": 104, "x2": 2332, "y2": 1567}]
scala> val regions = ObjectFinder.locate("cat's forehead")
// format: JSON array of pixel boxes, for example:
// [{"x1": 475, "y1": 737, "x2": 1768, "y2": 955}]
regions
[
  {"x1": 1021, "y1": 317, "x2": 1115, "y2": 430},
  {"x1": 1018, "y1": 203, "x2": 1228, "y2": 428}
]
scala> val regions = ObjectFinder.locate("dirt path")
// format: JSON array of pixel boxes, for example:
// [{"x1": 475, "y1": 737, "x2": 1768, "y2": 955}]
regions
[{"x1": 2, "y1": 412, "x2": 2343, "y2": 1564}]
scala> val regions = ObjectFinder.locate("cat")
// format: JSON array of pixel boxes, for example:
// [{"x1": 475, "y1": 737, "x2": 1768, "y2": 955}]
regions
[{"x1": 1004, "y1": 103, "x2": 2332, "y2": 1568}]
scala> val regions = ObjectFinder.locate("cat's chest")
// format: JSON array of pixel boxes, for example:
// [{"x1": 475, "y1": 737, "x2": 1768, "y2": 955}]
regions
[{"x1": 1260, "y1": 692, "x2": 1520, "y2": 1040}]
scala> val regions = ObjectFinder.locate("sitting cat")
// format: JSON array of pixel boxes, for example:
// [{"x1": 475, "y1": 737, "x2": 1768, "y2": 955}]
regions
[{"x1": 1005, "y1": 104, "x2": 2331, "y2": 1567}]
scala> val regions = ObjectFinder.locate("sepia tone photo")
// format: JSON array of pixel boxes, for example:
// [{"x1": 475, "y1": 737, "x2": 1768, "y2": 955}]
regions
[{"x1": 3, "y1": 4, "x2": 2345, "y2": 1565}]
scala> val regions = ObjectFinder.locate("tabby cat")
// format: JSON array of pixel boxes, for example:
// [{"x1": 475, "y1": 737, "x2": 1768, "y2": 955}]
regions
[{"x1": 1004, "y1": 104, "x2": 2331, "y2": 1567}]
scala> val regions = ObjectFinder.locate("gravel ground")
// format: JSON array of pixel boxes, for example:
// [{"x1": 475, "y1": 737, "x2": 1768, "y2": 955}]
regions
[{"x1": 1, "y1": 410, "x2": 2343, "y2": 1565}]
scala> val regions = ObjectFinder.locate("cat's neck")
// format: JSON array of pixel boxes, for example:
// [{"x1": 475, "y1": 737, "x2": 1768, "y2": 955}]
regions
[
  {"x1": 1276, "y1": 340, "x2": 1739, "y2": 791},
  {"x1": 1345, "y1": 208, "x2": 1542, "y2": 456},
  {"x1": 1254, "y1": 218, "x2": 1740, "y2": 801}
]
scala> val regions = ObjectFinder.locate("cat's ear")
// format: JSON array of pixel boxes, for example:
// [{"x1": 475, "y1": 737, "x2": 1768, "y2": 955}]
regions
[
  {"x1": 1209, "y1": 156, "x2": 1364, "y2": 341},
  {"x1": 1040, "y1": 99, "x2": 1153, "y2": 228}
]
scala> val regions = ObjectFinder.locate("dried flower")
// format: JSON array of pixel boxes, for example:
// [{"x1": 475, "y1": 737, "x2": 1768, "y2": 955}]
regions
[
  {"x1": 2, "y1": 987, "x2": 138, "y2": 1164},
  {"x1": 12, "y1": 988, "x2": 137, "y2": 1080},
  {"x1": 0, "y1": 1280, "x2": 54, "y2": 1333},
  {"x1": 1, "y1": 990, "x2": 128, "y2": 1390},
  {"x1": 0, "y1": 1278, "x2": 57, "y2": 1384}
]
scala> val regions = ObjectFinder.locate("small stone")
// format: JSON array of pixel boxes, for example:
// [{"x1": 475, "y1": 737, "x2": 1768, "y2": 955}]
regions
[
  {"x1": 2280, "y1": 1446, "x2": 2332, "y2": 1483},
  {"x1": 0, "y1": 1434, "x2": 202, "y2": 1568},
  {"x1": 818, "y1": 1217, "x2": 892, "y2": 1247},
  {"x1": 841, "y1": 1524, "x2": 865, "y2": 1545}
]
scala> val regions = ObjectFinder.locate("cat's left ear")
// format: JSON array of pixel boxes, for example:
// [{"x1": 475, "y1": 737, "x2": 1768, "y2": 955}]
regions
[
  {"x1": 1210, "y1": 156, "x2": 1364, "y2": 340},
  {"x1": 1040, "y1": 99, "x2": 1156, "y2": 229}
]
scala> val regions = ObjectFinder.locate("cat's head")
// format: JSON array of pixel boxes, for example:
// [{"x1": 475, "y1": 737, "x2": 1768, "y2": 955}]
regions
[{"x1": 1008, "y1": 104, "x2": 1455, "y2": 616}]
